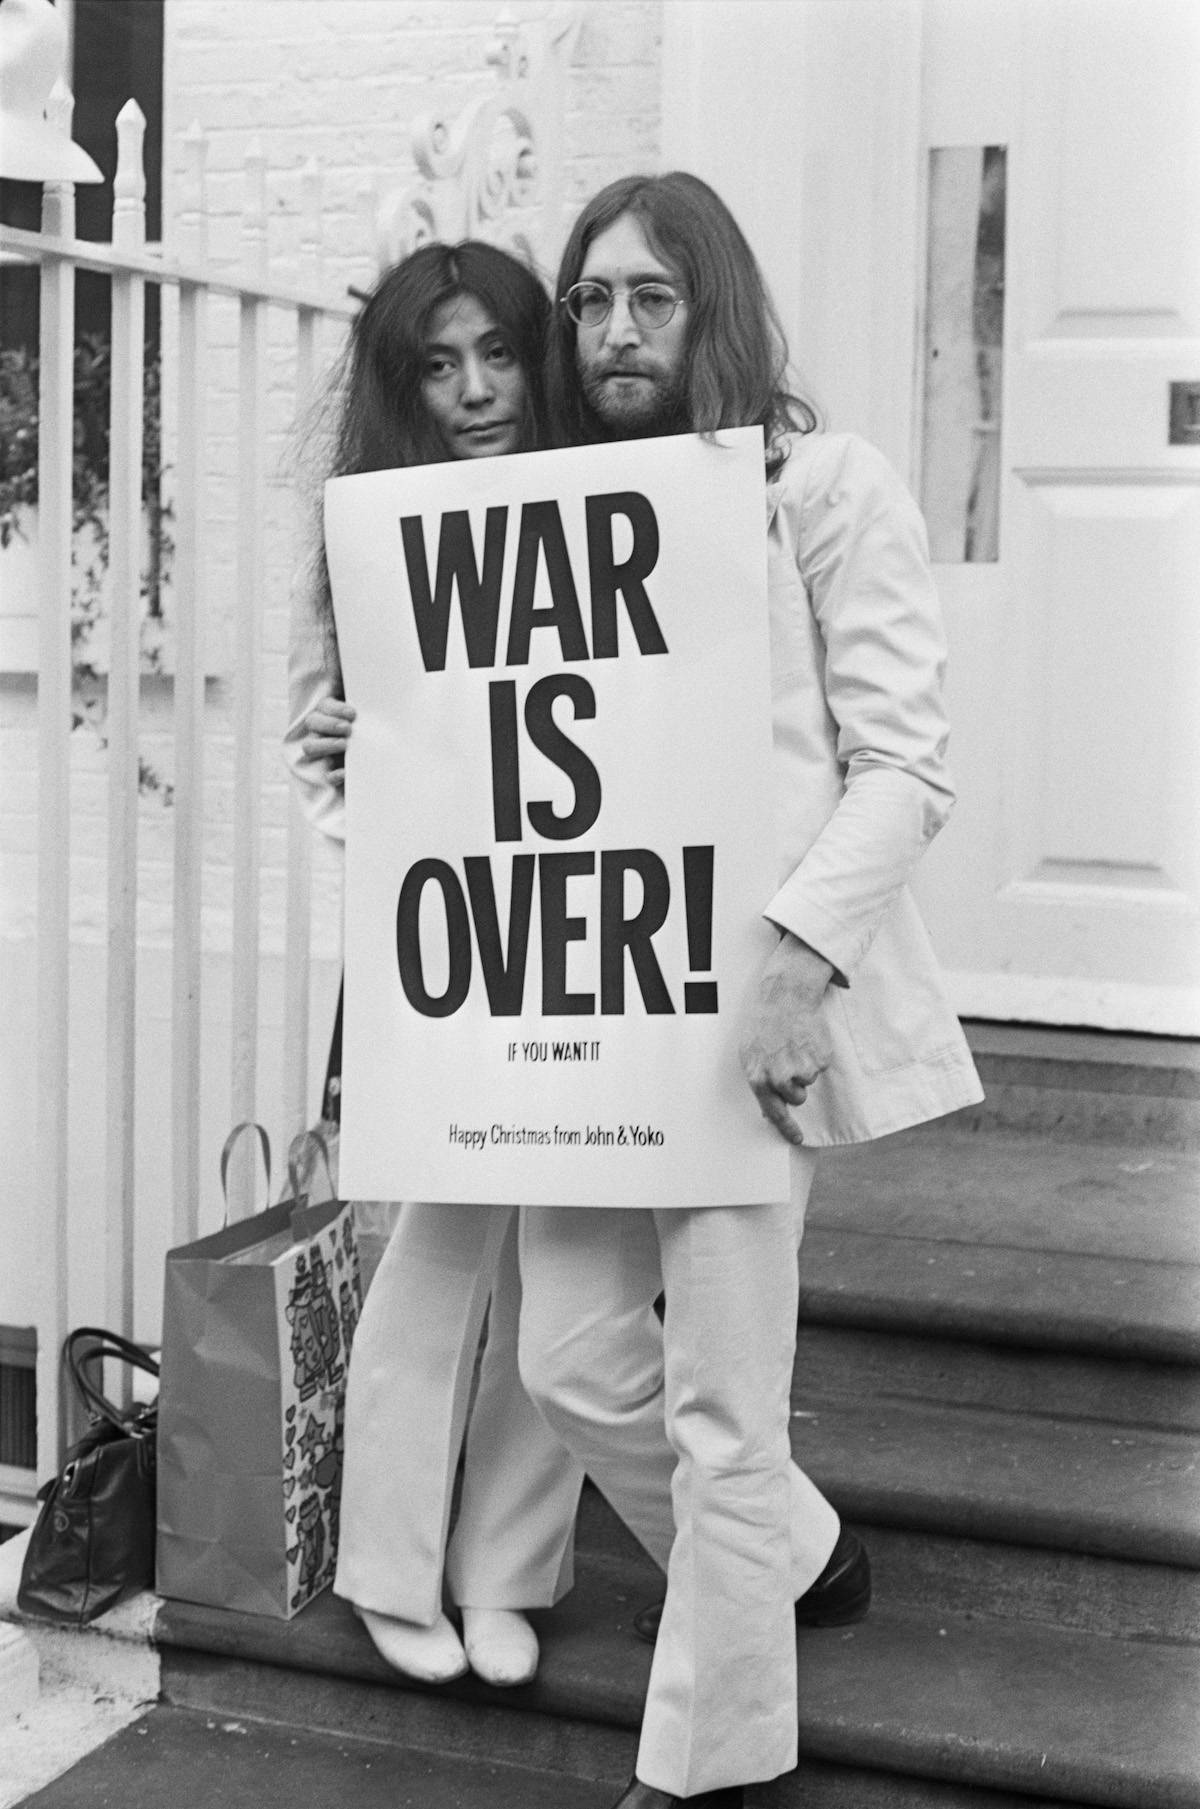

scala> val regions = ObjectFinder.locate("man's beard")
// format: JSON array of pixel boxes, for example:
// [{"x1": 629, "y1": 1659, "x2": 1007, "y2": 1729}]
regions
[{"x1": 580, "y1": 362, "x2": 689, "y2": 438}]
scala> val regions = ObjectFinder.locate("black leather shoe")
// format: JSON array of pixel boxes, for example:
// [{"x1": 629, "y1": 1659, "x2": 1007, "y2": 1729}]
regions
[
  {"x1": 609, "y1": 1778, "x2": 744, "y2": 1808},
  {"x1": 631, "y1": 1528, "x2": 871, "y2": 1645}
]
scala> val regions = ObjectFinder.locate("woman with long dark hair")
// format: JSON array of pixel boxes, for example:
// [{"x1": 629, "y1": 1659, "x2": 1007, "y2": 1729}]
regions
[{"x1": 285, "y1": 242, "x2": 584, "y2": 1690}]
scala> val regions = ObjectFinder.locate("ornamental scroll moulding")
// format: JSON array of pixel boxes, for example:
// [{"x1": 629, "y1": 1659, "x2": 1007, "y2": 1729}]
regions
[{"x1": 372, "y1": 4, "x2": 582, "y2": 283}]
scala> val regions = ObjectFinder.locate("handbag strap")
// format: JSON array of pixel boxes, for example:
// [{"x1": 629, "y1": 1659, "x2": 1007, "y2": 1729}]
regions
[
  {"x1": 219, "y1": 1120, "x2": 271, "y2": 1212},
  {"x1": 65, "y1": 1327, "x2": 159, "y2": 1434}
]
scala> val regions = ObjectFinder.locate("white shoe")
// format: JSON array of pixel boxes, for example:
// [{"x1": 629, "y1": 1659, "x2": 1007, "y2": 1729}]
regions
[
  {"x1": 460, "y1": 1606, "x2": 539, "y2": 1686},
  {"x1": 356, "y1": 1607, "x2": 468, "y2": 1684}
]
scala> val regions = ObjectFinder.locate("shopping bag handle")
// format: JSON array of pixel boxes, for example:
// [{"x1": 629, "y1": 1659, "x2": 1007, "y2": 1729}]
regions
[
  {"x1": 65, "y1": 1327, "x2": 159, "y2": 1436},
  {"x1": 219, "y1": 1121, "x2": 271, "y2": 1212},
  {"x1": 284, "y1": 1127, "x2": 336, "y2": 1205}
]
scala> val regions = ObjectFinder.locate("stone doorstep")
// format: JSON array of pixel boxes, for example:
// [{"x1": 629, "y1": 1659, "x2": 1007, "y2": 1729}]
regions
[
  {"x1": 5, "y1": 1036, "x2": 1194, "y2": 1800},
  {"x1": 4, "y1": 1701, "x2": 1095, "y2": 1809},
  {"x1": 574, "y1": 1464, "x2": 1200, "y2": 1650},
  {"x1": 800, "y1": 1232, "x2": 1200, "y2": 1363},
  {"x1": 566, "y1": 1485, "x2": 1200, "y2": 1644},
  {"x1": 801, "y1": 1127, "x2": 1200, "y2": 1361},
  {"x1": 792, "y1": 1389, "x2": 1200, "y2": 1567},
  {"x1": 962, "y1": 1023, "x2": 1200, "y2": 1097},
  {"x1": 9, "y1": 1705, "x2": 627, "y2": 1809},
  {"x1": 957, "y1": 1022, "x2": 1200, "y2": 1149},
  {"x1": 846, "y1": 1522, "x2": 1200, "y2": 1647},
  {"x1": 141, "y1": 1672, "x2": 1084, "y2": 1809},
  {"x1": 795, "y1": 1323, "x2": 1200, "y2": 1433},
  {"x1": 809, "y1": 1130, "x2": 1199, "y2": 1267},
  {"x1": 151, "y1": 1558, "x2": 1200, "y2": 1809},
  {"x1": 6, "y1": 1519, "x2": 1196, "y2": 1808}
]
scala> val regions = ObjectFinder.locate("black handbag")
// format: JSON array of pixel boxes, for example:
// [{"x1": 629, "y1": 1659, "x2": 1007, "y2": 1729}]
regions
[{"x1": 17, "y1": 1327, "x2": 159, "y2": 1625}]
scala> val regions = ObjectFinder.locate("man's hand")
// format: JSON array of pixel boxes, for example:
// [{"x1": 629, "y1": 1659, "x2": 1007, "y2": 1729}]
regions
[
  {"x1": 739, "y1": 932, "x2": 835, "y2": 1145},
  {"x1": 301, "y1": 695, "x2": 356, "y2": 788}
]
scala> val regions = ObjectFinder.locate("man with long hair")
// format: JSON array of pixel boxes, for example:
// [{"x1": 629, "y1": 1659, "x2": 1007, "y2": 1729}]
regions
[{"x1": 516, "y1": 173, "x2": 982, "y2": 1807}]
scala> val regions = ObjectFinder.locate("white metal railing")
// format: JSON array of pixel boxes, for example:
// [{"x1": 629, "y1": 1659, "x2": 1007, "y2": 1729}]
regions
[
  {"x1": 2, "y1": 5, "x2": 580, "y2": 1483},
  {"x1": 4, "y1": 113, "x2": 355, "y2": 1467}
]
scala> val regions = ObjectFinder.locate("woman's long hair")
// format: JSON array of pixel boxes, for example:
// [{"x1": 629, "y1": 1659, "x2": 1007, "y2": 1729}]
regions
[
  {"x1": 300, "y1": 240, "x2": 551, "y2": 679},
  {"x1": 545, "y1": 172, "x2": 816, "y2": 472}
]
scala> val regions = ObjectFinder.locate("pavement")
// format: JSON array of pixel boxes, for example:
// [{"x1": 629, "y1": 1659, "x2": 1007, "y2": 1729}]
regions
[{"x1": 1, "y1": 1692, "x2": 151, "y2": 1809}]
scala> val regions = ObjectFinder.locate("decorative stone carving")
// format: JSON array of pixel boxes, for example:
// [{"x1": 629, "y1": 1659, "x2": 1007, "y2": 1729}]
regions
[{"x1": 371, "y1": 4, "x2": 580, "y2": 277}]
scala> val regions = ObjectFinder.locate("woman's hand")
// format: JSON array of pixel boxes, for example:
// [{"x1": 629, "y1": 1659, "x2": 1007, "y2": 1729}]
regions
[
  {"x1": 301, "y1": 695, "x2": 356, "y2": 788},
  {"x1": 739, "y1": 932, "x2": 835, "y2": 1145}
]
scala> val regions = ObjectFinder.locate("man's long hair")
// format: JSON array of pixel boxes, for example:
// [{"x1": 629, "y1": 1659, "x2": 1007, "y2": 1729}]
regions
[
  {"x1": 299, "y1": 241, "x2": 551, "y2": 678},
  {"x1": 546, "y1": 172, "x2": 817, "y2": 470}
]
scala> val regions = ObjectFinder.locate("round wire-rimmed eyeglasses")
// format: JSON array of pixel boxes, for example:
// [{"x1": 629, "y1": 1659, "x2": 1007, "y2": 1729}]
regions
[{"x1": 561, "y1": 281, "x2": 687, "y2": 330}]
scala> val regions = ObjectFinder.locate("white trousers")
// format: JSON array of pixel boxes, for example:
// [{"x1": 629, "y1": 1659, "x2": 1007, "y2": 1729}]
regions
[
  {"x1": 518, "y1": 1150, "x2": 837, "y2": 1797},
  {"x1": 334, "y1": 1201, "x2": 584, "y2": 1623}
]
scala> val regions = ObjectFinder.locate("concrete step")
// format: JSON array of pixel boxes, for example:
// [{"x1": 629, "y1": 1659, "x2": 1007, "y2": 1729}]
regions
[
  {"x1": 786, "y1": 1326, "x2": 1200, "y2": 1637},
  {"x1": 151, "y1": 1547, "x2": 1200, "y2": 1809},
  {"x1": 789, "y1": 1384, "x2": 1199, "y2": 1567},
  {"x1": 801, "y1": 1128, "x2": 1200, "y2": 1361},
  {"x1": 14, "y1": 1701, "x2": 627, "y2": 1809},
  {"x1": 957, "y1": 1023, "x2": 1200, "y2": 1149},
  {"x1": 569, "y1": 1484, "x2": 1200, "y2": 1647},
  {"x1": 24, "y1": 1049, "x2": 1200, "y2": 1805},
  {"x1": 799, "y1": 1229, "x2": 1200, "y2": 1362},
  {"x1": 794, "y1": 1324, "x2": 1200, "y2": 1432},
  {"x1": 808, "y1": 1129, "x2": 1197, "y2": 1266},
  {"x1": 843, "y1": 1520, "x2": 1199, "y2": 1646},
  {"x1": 15, "y1": 1700, "x2": 1095, "y2": 1809}
]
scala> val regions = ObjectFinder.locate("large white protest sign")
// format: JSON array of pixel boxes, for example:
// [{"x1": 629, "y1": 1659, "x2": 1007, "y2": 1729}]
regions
[{"x1": 324, "y1": 429, "x2": 788, "y2": 1207}]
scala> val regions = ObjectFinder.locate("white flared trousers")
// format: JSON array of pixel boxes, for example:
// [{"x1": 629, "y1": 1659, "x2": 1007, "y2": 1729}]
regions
[
  {"x1": 334, "y1": 1201, "x2": 584, "y2": 1623},
  {"x1": 517, "y1": 1150, "x2": 837, "y2": 1797}
]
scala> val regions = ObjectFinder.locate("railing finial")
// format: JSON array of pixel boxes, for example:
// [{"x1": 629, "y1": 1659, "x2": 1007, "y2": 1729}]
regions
[
  {"x1": 113, "y1": 98, "x2": 147, "y2": 252},
  {"x1": 241, "y1": 135, "x2": 268, "y2": 279},
  {"x1": 299, "y1": 156, "x2": 323, "y2": 289},
  {"x1": 356, "y1": 174, "x2": 381, "y2": 289},
  {"x1": 39, "y1": 79, "x2": 79, "y2": 213},
  {"x1": 178, "y1": 120, "x2": 209, "y2": 264}
]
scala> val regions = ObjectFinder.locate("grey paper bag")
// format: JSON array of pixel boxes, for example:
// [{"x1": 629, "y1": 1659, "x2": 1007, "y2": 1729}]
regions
[{"x1": 155, "y1": 1125, "x2": 361, "y2": 1618}]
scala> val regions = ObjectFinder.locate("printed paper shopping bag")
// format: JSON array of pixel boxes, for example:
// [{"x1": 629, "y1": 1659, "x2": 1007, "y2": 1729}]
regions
[{"x1": 155, "y1": 1124, "x2": 362, "y2": 1618}]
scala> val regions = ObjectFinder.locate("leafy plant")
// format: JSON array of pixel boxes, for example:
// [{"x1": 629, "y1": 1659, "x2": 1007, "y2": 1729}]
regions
[{"x1": 0, "y1": 335, "x2": 175, "y2": 800}]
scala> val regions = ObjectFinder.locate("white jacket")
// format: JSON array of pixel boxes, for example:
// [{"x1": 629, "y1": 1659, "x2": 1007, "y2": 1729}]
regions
[{"x1": 761, "y1": 431, "x2": 982, "y2": 1141}]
